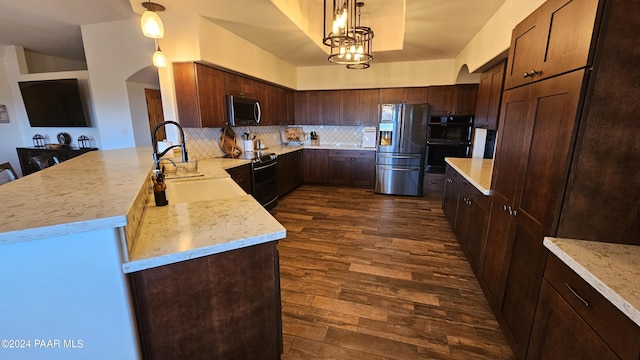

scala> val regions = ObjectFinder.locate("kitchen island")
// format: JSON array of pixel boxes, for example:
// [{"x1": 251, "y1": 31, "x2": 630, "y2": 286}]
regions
[{"x1": 0, "y1": 147, "x2": 286, "y2": 360}]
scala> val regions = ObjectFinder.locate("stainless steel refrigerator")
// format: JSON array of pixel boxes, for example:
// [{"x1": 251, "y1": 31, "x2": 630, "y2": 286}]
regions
[{"x1": 374, "y1": 103, "x2": 430, "y2": 196}]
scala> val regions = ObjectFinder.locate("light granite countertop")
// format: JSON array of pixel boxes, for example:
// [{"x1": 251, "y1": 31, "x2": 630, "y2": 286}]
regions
[
  {"x1": 544, "y1": 237, "x2": 640, "y2": 327},
  {"x1": 0, "y1": 147, "x2": 152, "y2": 245},
  {"x1": 444, "y1": 157, "x2": 494, "y2": 195}
]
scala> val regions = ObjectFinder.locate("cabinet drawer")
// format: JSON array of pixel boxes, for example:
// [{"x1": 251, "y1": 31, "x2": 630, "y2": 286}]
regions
[
  {"x1": 544, "y1": 254, "x2": 640, "y2": 359},
  {"x1": 464, "y1": 182, "x2": 489, "y2": 212},
  {"x1": 328, "y1": 150, "x2": 375, "y2": 159}
]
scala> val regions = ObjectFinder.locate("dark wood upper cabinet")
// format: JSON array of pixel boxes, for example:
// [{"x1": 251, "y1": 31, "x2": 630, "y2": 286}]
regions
[
  {"x1": 475, "y1": 60, "x2": 506, "y2": 130},
  {"x1": 505, "y1": 0, "x2": 601, "y2": 89},
  {"x1": 321, "y1": 91, "x2": 341, "y2": 125},
  {"x1": 293, "y1": 91, "x2": 307, "y2": 124},
  {"x1": 428, "y1": 84, "x2": 478, "y2": 116},
  {"x1": 224, "y1": 72, "x2": 256, "y2": 98},
  {"x1": 173, "y1": 62, "x2": 227, "y2": 128},
  {"x1": 339, "y1": 89, "x2": 379, "y2": 126},
  {"x1": 379, "y1": 87, "x2": 428, "y2": 104}
]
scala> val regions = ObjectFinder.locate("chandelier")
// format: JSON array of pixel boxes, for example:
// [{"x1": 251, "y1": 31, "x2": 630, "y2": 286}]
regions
[{"x1": 323, "y1": 1, "x2": 374, "y2": 69}]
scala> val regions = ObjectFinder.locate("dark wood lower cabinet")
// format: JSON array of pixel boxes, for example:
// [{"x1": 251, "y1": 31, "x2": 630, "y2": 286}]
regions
[
  {"x1": 442, "y1": 165, "x2": 489, "y2": 274},
  {"x1": 227, "y1": 163, "x2": 252, "y2": 193},
  {"x1": 528, "y1": 254, "x2": 640, "y2": 360},
  {"x1": 128, "y1": 242, "x2": 282, "y2": 360},
  {"x1": 327, "y1": 150, "x2": 375, "y2": 188},
  {"x1": 302, "y1": 149, "x2": 329, "y2": 183},
  {"x1": 276, "y1": 150, "x2": 303, "y2": 196}
]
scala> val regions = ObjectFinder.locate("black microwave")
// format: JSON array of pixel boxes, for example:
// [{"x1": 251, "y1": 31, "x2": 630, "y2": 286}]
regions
[{"x1": 227, "y1": 95, "x2": 261, "y2": 126}]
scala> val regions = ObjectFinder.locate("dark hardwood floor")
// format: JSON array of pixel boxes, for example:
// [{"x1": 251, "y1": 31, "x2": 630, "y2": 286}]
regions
[{"x1": 271, "y1": 185, "x2": 513, "y2": 360}]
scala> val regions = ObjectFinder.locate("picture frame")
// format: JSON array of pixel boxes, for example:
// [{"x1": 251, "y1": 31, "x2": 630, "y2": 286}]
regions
[{"x1": 0, "y1": 105, "x2": 9, "y2": 123}]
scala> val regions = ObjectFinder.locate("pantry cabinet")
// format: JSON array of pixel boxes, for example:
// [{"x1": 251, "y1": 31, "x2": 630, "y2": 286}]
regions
[
  {"x1": 475, "y1": 60, "x2": 506, "y2": 130},
  {"x1": 173, "y1": 63, "x2": 227, "y2": 128},
  {"x1": 486, "y1": 70, "x2": 586, "y2": 358},
  {"x1": 504, "y1": 0, "x2": 601, "y2": 89}
]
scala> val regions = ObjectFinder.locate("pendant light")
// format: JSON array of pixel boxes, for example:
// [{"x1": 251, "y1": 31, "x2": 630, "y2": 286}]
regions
[
  {"x1": 323, "y1": 1, "x2": 374, "y2": 68},
  {"x1": 153, "y1": 43, "x2": 168, "y2": 68},
  {"x1": 141, "y1": 2, "x2": 166, "y2": 39}
]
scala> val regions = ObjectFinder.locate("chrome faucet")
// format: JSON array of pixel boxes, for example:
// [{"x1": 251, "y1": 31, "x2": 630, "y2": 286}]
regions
[{"x1": 152, "y1": 121, "x2": 189, "y2": 170}]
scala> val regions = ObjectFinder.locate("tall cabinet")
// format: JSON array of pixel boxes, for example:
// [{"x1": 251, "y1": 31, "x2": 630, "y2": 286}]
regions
[{"x1": 478, "y1": 0, "x2": 640, "y2": 358}]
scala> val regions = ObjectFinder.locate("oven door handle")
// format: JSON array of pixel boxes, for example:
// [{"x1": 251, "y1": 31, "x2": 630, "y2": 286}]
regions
[{"x1": 253, "y1": 160, "x2": 277, "y2": 171}]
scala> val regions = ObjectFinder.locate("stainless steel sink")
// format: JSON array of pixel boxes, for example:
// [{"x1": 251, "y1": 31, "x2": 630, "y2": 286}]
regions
[{"x1": 166, "y1": 178, "x2": 246, "y2": 204}]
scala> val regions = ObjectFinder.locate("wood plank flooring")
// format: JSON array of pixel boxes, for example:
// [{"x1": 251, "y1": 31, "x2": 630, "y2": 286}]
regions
[{"x1": 271, "y1": 185, "x2": 513, "y2": 360}]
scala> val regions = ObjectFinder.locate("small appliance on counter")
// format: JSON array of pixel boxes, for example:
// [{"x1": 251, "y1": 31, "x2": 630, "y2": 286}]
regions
[{"x1": 362, "y1": 127, "x2": 376, "y2": 148}]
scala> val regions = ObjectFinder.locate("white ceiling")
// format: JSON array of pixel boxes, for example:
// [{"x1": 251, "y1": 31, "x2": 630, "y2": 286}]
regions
[{"x1": 0, "y1": 0, "x2": 507, "y2": 67}]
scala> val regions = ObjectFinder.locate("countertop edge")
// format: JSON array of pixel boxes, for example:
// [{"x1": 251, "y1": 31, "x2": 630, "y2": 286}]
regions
[
  {"x1": 123, "y1": 229, "x2": 286, "y2": 273},
  {"x1": 543, "y1": 237, "x2": 640, "y2": 327},
  {"x1": 444, "y1": 158, "x2": 492, "y2": 195},
  {"x1": 0, "y1": 215, "x2": 128, "y2": 246}
]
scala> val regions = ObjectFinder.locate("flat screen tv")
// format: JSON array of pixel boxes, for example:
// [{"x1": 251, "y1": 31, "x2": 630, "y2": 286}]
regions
[{"x1": 18, "y1": 78, "x2": 90, "y2": 127}]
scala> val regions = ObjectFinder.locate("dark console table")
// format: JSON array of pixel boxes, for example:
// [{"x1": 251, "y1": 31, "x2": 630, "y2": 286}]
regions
[{"x1": 17, "y1": 147, "x2": 98, "y2": 176}]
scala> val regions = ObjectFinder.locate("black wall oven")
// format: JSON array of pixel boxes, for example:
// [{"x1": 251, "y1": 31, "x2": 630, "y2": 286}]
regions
[{"x1": 425, "y1": 115, "x2": 473, "y2": 173}]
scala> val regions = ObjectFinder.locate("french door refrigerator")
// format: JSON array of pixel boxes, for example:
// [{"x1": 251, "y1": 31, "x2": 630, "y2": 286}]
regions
[{"x1": 375, "y1": 103, "x2": 430, "y2": 196}]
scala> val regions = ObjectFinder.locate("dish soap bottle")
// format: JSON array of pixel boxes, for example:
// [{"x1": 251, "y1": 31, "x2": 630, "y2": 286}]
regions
[{"x1": 152, "y1": 171, "x2": 168, "y2": 206}]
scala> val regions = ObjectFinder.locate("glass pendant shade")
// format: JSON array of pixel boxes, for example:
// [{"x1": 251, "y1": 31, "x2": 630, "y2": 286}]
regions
[
  {"x1": 153, "y1": 47, "x2": 168, "y2": 68},
  {"x1": 141, "y1": 10, "x2": 164, "y2": 38}
]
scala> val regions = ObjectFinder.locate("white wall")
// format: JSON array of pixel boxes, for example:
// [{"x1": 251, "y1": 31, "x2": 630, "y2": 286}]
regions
[
  {"x1": 455, "y1": 0, "x2": 546, "y2": 73},
  {"x1": 81, "y1": 18, "x2": 156, "y2": 150},
  {"x1": 0, "y1": 47, "x2": 24, "y2": 176},
  {"x1": 0, "y1": 46, "x2": 101, "y2": 175}
]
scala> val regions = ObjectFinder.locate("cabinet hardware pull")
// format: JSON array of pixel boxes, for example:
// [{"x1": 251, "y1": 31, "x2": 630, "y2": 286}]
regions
[
  {"x1": 503, "y1": 205, "x2": 509, "y2": 211},
  {"x1": 565, "y1": 283, "x2": 589, "y2": 307},
  {"x1": 523, "y1": 70, "x2": 542, "y2": 78},
  {"x1": 511, "y1": 209, "x2": 517, "y2": 216}
]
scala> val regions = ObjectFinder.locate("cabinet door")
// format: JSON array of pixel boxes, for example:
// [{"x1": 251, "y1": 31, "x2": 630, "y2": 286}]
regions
[
  {"x1": 294, "y1": 91, "x2": 307, "y2": 124},
  {"x1": 465, "y1": 199, "x2": 488, "y2": 272},
  {"x1": 480, "y1": 194, "x2": 514, "y2": 309},
  {"x1": 404, "y1": 87, "x2": 429, "y2": 104},
  {"x1": 321, "y1": 91, "x2": 341, "y2": 125},
  {"x1": 173, "y1": 63, "x2": 226, "y2": 128},
  {"x1": 224, "y1": 73, "x2": 255, "y2": 98},
  {"x1": 253, "y1": 82, "x2": 271, "y2": 125},
  {"x1": 475, "y1": 60, "x2": 506, "y2": 130},
  {"x1": 379, "y1": 88, "x2": 405, "y2": 104},
  {"x1": 427, "y1": 86, "x2": 456, "y2": 115},
  {"x1": 527, "y1": 280, "x2": 619, "y2": 360},
  {"x1": 306, "y1": 91, "x2": 323, "y2": 124},
  {"x1": 490, "y1": 85, "x2": 531, "y2": 202},
  {"x1": 442, "y1": 168, "x2": 459, "y2": 227},
  {"x1": 339, "y1": 90, "x2": 359, "y2": 125},
  {"x1": 303, "y1": 149, "x2": 329, "y2": 183},
  {"x1": 357, "y1": 89, "x2": 380, "y2": 126},
  {"x1": 328, "y1": 155, "x2": 352, "y2": 185},
  {"x1": 227, "y1": 164, "x2": 252, "y2": 194},
  {"x1": 505, "y1": 0, "x2": 600, "y2": 89},
  {"x1": 350, "y1": 154, "x2": 375, "y2": 187},
  {"x1": 453, "y1": 84, "x2": 478, "y2": 116}
]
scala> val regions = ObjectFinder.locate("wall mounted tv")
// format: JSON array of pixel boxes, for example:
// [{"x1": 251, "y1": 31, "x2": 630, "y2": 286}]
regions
[{"x1": 18, "y1": 78, "x2": 90, "y2": 127}]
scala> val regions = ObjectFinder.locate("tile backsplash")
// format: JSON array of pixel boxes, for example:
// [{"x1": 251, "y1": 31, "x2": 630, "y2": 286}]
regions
[{"x1": 183, "y1": 125, "x2": 372, "y2": 160}]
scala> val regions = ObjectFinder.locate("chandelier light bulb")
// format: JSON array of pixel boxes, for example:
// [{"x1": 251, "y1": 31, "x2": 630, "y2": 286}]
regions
[
  {"x1": 339, "y1": 46, "x2": 346, "y2": 55},
  {"x1": 345, "y1": 52, "x2": 352, "y2": 60},
  {"x1": 350, "y1": 44, "x2": 356, "y2": 53},
  {"x1": 357, "y1": 44, "x2": 364, "y2": 54},
  {"x1": 141, "y1": 10, "x2": 164, "y2": 38}
]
